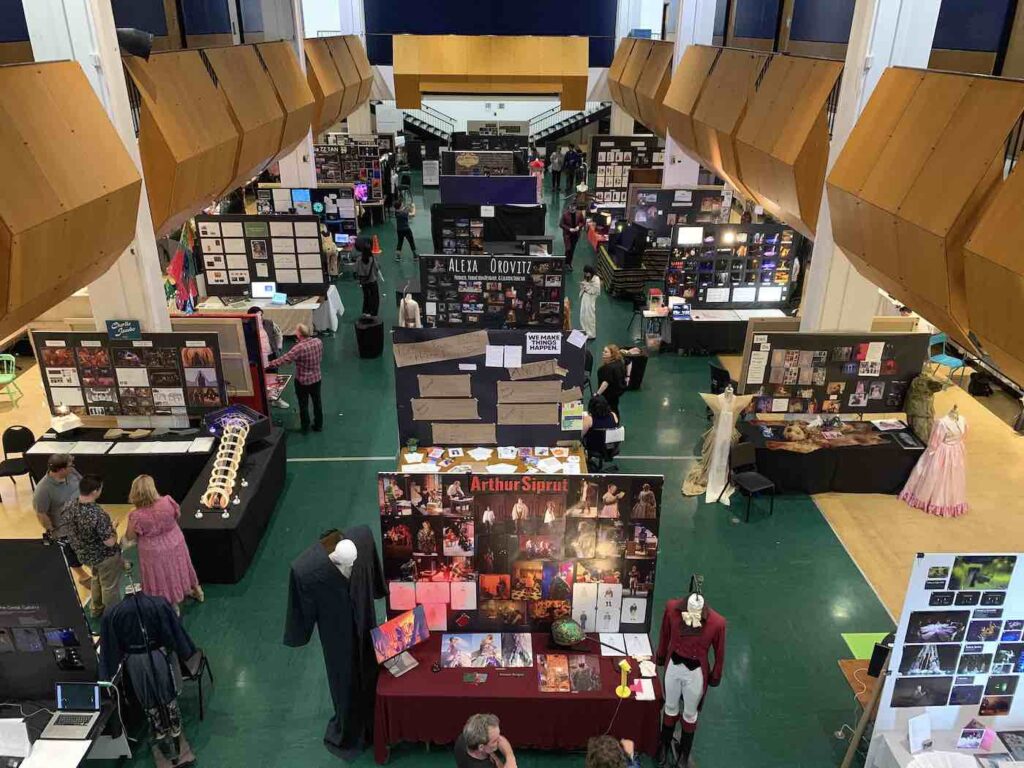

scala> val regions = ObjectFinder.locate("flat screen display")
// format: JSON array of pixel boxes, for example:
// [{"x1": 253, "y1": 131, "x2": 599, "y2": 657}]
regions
[
  {"x1": 56, "y1": 682, "x2": 100, "y2": 711},
  {"x1": 371, "y1": 605, "x2": 429, "y2": 664}
]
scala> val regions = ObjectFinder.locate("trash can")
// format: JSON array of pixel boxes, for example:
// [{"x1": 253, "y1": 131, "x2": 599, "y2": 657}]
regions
[{"x1": 355, "y1": 316, "x2": 384, "y2": 358}]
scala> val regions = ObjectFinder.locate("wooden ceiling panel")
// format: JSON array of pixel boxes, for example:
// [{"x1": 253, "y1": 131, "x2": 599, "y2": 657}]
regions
[
  {"x1": 608, "y1": 38, "x2": 637, "y2": 108},
  {"x1": 619, "y1": 38, "x2": 652, "y2": 121},
  {"x1": 663, "y1": 44, "x2": 719, "y2": 159},
  {"x1": 256, "y1": 41, "x2": 316, "y2": 162},
  {"x1": 324, "y1": 35, "x2": 360, "y2": 120},
  {"x1": 304, "y1": 38, "x2": 345, "y2": 133},
  {"x1": 344, "y1": 35, "x2": 374, "y2": 106},
  {"x1": 635, "y1": 40, "x2": 673, "y2": 137}
]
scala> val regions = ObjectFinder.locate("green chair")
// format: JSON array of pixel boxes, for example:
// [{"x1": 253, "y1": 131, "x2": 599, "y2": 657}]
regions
[{"x1": 0, "y1": 354, "x2": 21, "y2": 406}]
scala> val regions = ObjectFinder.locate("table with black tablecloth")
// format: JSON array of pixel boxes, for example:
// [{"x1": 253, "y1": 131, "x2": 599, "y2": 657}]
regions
[
  {"x1": 180, "y1": 427, "x2": 287, "y2": 583},
  {"x1": 373, "y1": 632, "x2": 662, "y2": 764},
  {"x1": 667, "y1": 319, "x2": 748, "y2": 354},
  {"x1": 738, "y1": 422, "x2": 920, "y2": 494},
  {"x1": 25, "y1": 429, "x2": 211, "y2": 504}
]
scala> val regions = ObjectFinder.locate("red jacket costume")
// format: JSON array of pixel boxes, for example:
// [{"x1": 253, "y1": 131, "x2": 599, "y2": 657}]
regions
[{"x1": 655, "y1": 599, "x2": 727, "y2": 711}]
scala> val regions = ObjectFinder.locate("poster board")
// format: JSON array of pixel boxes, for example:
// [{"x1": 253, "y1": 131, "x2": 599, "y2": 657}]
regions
[
  {"x1": 255, "y1": 186, "x2": 357, "y2": 238},
  {"x1": 31, "y1": 330, "x2": 227, "y2": 422},
  {"x1": 393, "y1": 328, "x2": 585, "y2": 446},
  {"x1": 194, "y1": 214, "x2": 327, "y2": 297},
  {"x1": 314, "y1": 138, "x2": 383, "y2": 201},
  {"x1": 738, "y1": 331, "x2": 929, "y2": 415},
  {"x1": 873, "y1": 553, "x2": 1024, "y2": 745},
  {"x1": 667, "y1": 223, "x2": 803, "y2": 308},
  {"x1": 430, "y1": 203, "x2": 547, "y2": 253},
  {"x1": 625, "y1": 184, "x2": 729, "y2": 244},
  {"x1": 591, "y1": 135, "x2": 664, "y2": 207},
  {"x1": 379, "y1": 472, "x2": 663, "y2": 634},
  {"x1": 420, "y1": 254, "x2": 566, "y2": 328},
  {"x1": 441, "y1": 150, "x2": 517, "y2": 177}
]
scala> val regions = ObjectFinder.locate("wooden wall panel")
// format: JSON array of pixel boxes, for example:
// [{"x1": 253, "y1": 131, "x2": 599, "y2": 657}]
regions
[
  {"x1": 0, "y1": 62, "x2": 141, "y2": 340},
  {"x1": 662, "y1": 44, "x2": 719, "y2": 158},
  {"x1": 619, "y1": 38, "x2": 652, "y2": 121},
  {"x1": 125, "y1": 50, "x2": 239, "y2": 236},
  {"x1": 608, "y1": 38, "x2": 637, "y2": 108},
  {"x1": 324, "y1": 36, "x2": 359, "y2": 120},
  {"x1": 928, "y1": 49, "x2": 997, "y2": 75},
  {"x1": 204, "y1": 45, "x2": 286, "y2": 193},
  {"x1": 345, "y1": 35, "x2": 374, "y2": 107},
  {"x1": 256, "y1": 41, "x2": 316, "y2": 163},
  {"x1": 635, "y1": 40, "x2": 674, "y2": 138},
  {"x1": 304, "y1": 38, "x2": 345, "y2": 134}
]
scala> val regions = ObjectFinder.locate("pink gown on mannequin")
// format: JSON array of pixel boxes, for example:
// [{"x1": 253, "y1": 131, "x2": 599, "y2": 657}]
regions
[{"x1": 899, "y1": 415, "x2": 968, "y2": 517}]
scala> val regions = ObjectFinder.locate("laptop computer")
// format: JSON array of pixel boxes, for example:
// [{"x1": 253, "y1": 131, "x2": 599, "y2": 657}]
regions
[{"x1": 39, "y1": 682, "x2": 101, "y2": 740}]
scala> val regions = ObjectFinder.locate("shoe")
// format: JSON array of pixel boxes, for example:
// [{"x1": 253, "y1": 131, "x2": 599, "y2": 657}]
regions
[
  {"x1": 313, "y1": 425, "x2": 323, "y2": 432},
  {"x1": 272, "y1": 399, "x2": 290, "y2": 409},
  {"x1": 191, "y1": 585, "x2": 205, "y2": 603},
  {"x1": 395, "y1": 253, "x2": 401, "y2": 261}
]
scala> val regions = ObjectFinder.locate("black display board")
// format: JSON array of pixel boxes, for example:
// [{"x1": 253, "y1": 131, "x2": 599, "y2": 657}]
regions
[
  {"x1": 625, "y1": 185, "x2": 730, "y2": 242},
  {"x1": 666, "y1": 223, "x2": 803, "y2": 308},
  {"x1": 0, "y1": 540, "x2": 99, "y2": 699},
  {"x1": 255, "y1": 186, "x2": 357, "y2": 238},
  {"x1": 739, "y1": 331, "x2": 930, "y2": 415},
  {"x1": 441, "y1": 150, "x2": 522, "y2": 177},
  {"x1": 430, "y1": 203, "x2": 547, "y2": 253},
  {"x1": 453, "y1": 133, "x2": 530, "y2": 151},
  {"x1": 591, "y1": 135, "x2": 664, "y2": 206},
  {"x1": 421, "y1": 254, "x2": 566, "y2": 328},
  {"x1": 314, "y1": 139, "x2": 383, "y2": 201},
  {"x1": 393, "y1": 328, "x2": 585, "y2": 447},
  {"x1": 32, "y1": 331, "x2": 228, "y2": 419},
  {"x1": 195, "y1": 214, "x2": 327, "y2": 297},
  {"x1": 378, "y1": 472, "x2": 663, "y2": 634}
]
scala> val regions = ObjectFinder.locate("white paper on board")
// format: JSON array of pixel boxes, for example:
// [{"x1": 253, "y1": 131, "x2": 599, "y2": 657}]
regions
[
  {"x1": 458, "y1": 364, "x2": 477, "y2": 371},
  {"x1": 747, "y1": 350, "x2": 769, "y2": 385},
  {"x1": 503, "y1": 346, "x2": 522, "y2": 368},
  {"x1": 485, "y1": 346, "x2": 504, "y2": 368},
  {"x1": 567, "y1": 329, "x2": 587, "y2": 348}
]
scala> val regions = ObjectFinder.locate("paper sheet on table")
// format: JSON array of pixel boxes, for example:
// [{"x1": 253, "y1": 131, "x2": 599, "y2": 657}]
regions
[
  {"x1": 468, "y1": 447, "x2": 493, "y2": 461},
  {"x1": 485, "y1": 345, "x2": 504, "y2": 368},
  {"x1": 536, "y1": 457, "x2": 564, "y2": 474},
  {"x1": 26, "y1": 442, "x2": 77, "y2": 455},
  {"x1": 624, "y1": 633, "x2": 652, "y2": 657},
  {"x1": 503, "y1": 346, "x2": 522, "y2": 368},
  {"x1": 567, "y1": 329, "x2": 587, "y2": 348},
  {"x1": 151, "y1": 442, "x2": 192, "y2": 454},
  {"x1": 108, "y1": 442, "x2": 147, "y2": 455},
  {"x1": 66, "y1": 441, "x2": 113, "y2": 455},
  {"x1": 0, "y1": 718, "x2": 30, "y2": 758},
  {"x1": 633, "y1": 678, "x2": 655, "y2": 701},
  {"x1": 21, "y1": 739, "x2": 91, "y2": 767},
  {"x1": 486, "y1": 463, "x2": 520, "y2": 474},
  {"x1": 496, "y1": 447, "x2": 517, "y2": 459},
  {"x1": 403, "y1": 452, "x2": 424, "y2": 464},
  {"x1": 600, "y1": 633, "x2": 626, "y2": 656},
  {"x1": 189, "y1": 437, "x2": 215, "y2": 453},
  {"x1": 401, "y1": 463, "x2": 439, "y2": 473}
]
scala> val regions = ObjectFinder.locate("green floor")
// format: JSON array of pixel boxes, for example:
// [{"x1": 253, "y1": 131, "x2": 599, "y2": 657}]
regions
[{"x1": 107, "y1": 175, "x2": 893, "y2": 767}]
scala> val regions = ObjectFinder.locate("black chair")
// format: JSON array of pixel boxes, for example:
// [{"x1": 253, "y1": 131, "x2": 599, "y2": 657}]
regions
[
  {"x1": 585, "y1": 426, "x2": 622, "y2": 472},
  {"x1": 0, "y1": 425, "x2": 35, "y2": 496},
  {"x1": 717, "y1": 441, "x2": 775, "y2": 522},
  {"x1": 181, "y1": 649, "x2": 214, "y2": 721},
  {"x1": 625, "y1": 293, "x2": 647, "y2": 340},
  {"x1": 583, "y1": 347, "x2": 594, "y2": 399}
]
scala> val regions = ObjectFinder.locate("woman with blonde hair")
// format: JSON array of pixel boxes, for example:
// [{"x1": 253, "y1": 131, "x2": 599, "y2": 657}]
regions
[
  {"x1": 596, "y1": 344, "x2": 628, "y2": 417},
  {"x1": 125, "y1": 475, "x2": 202, "y2": 612}
]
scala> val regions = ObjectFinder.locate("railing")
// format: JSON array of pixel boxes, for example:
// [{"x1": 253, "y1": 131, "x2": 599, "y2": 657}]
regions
[
  {"x1": 381, "y1": 100, "x2": 456, "y2": 138},
  {"x1": 530, "y1": 102, "x2": 610, "y2": 140},
  {"x1": 825, "y1": 71, "x2": 843, "y2": 139}
]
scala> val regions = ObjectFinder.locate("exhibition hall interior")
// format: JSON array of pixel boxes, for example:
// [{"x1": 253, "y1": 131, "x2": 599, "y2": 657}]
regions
[{"x1": 4, "y1": 0, "x2": 1024, "y2": 766}]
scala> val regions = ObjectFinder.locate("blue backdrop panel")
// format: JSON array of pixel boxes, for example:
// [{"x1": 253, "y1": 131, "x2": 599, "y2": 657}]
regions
[
  {"x1": 733, "y1": 0, "x2": 780, "y2": 39},
  {"x1": 182, "y1": 0, "x2": 232, "y2": 35},
  {"x1": 714, "y1": 0, "x2": 729, "y2": 37},
  {"x1": 439, "y1": 176, "x2": 538, "y2": 205},
  {"x1": 790, "y1": 0, "x2": 854, "y2": 44},
  {"x1": 0, "y1": 0, "x2": 28, "y2": 43},
  {"x1": 933, "y1": 0, "x2": 1013, "y2": 52},
  {"x1": 363, "y1": 0, "x2": 617, "y2": 67},
  {"x1": 111, "y1": 0, "x2": 168, "y2": 36},
  {"x1": 240, "y1": 0, "x2": 264, "y2": 34}
]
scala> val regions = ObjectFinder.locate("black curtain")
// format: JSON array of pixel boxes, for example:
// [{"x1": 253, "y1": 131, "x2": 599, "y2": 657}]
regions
[{"x1": 430, "y1": 203, "x2": 547, "y2": 251}]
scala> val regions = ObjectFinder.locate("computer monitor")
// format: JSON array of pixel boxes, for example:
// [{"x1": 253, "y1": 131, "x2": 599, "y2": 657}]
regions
[
  {"x1": 371, "y1": 605, "x2": 429, "y2": 664},
  {"x1": 55, "y1": 682, "x2": 100, "y2": 711},
  {"x1": 251, "y1": 281, "x2": 276, "y2": 298},
  {"x1": 676, "y1": 226, "x2": 704, "y2": 246},
  {"x1": 334, "y1": 234, "x2": 350, "y2": 246},
  {"x1": 353, "y1": 182, "x2": 369, "y2": 202}
]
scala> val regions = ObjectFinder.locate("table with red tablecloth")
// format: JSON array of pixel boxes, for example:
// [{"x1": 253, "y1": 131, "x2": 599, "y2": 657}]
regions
[{"x1": 373, "y1": 632, "x2": 662, "y2": 763}]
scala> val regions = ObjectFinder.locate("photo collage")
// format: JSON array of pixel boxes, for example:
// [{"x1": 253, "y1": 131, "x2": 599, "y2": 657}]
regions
[
  {"x1": 0, "y1": 625, "x2": 85, "y2": 672},
  {"x1": 743, "y1": 332, "x2": 930, "y2": 416},
  {"x1": 255, "y1": 187, "x2": 358, "y2": 241},
  {"x1": 195, "y1": 214, "x2": 326, "y2": 296},
  {"x1": 439, "y1": 632, "x2": 534, "y2": 668},
  {"x1": 446, "y1": 151, "x2": 516, "y2": 177},
  {"x1": 591, "y1": 136, "x2": 663, "y2": 206},
  {"x1": 379, "y1": 473, "x2": 662, "y2": 634},
  {"x1": 313, "y1": 140, "x2": 383, "y2": 201},
  {"x1": 890, "y1": 556, "x2": 1022, "y2": 718},
  {"x1": 665, "y1": 224, "x2": 799, "y2": 308},
  {"x1": 32, "y1": 331, "x2": 225, "y2": 419},
  {"x1": 422, "y1": 256, "x2": 565, "y2": 328},
  {"x1": 626, "y1": 186, "x2": 730, "y2": 246}
]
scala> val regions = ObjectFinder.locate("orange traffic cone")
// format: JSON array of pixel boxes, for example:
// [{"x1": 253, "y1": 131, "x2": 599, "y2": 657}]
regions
[{"x1": 371, "y1": 234, "x2": 382, "y2": 255}]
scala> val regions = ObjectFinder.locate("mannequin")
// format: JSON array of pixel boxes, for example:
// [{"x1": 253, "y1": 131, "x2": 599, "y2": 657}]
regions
[
  {"x1": 682, "y1": 387, "x2": 754, "y2": 503},
  {"x1": 284, "y1": 525, "x2": 385, "y2": 757},
  {"x1": 399, "y1": 294, "x2": 421, "y2": 328},
  {"x1": 655, "y1": 580, "x2": 727, "y2": 767},
  {"x1": 899, "y1": 404, "x2": 968, "y2": 517}
]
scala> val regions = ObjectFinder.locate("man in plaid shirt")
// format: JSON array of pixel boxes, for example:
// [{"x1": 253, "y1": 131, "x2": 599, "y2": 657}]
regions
[{"x1": 269, "y1": 323, "x2": 324, "y2": 432}]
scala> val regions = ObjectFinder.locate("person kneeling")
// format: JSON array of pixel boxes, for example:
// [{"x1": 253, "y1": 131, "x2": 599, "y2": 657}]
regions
[{"x1": 454, "y1": 713, "x2": 517, "y2": 768}]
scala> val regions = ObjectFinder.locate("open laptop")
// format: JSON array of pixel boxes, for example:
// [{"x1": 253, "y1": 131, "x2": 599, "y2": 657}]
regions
[{"x1": 39, "y1": 682, "x2": 101, "y2": 740}]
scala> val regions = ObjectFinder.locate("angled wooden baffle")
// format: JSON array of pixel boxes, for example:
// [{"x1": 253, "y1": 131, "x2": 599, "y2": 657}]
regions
[
  {"x1": 304, "y1": 37, "x2": 346, "y2": 135},
  {"x1": 662, "y1": 44, "x2": 720, "y2": 158},
  {"x1": 618, "y1": 38, "x2": 653, "y2": 123},
  {"x1": 345, "y1": 35, "x2": 374, "y2": 108},
  {"x1": 634, "y1": 40, "x2": 674, "y2": 138},
  {"x1": 0, "y1": 61, "x2": 141, "y2": 340},
  {"x1": 607, "y1": 38, "x2": 637, "y2": 110},
  {"x1": 255, "y1": 41, "x2": 316, "y2": 164},
  {"x1": 124, "y1": 50, "x2": 239, "y2": 236},
  {"x1": 828, "y1": 67, "x2": 1024, "y2": 352},
  {"x1": 324, "y1": 35, "x2": 361, "y2": 121}
]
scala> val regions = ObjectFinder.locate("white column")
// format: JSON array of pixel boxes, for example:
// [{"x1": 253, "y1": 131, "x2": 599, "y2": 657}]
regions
[
  {"x1": 347, "y1": 102, "x2": 373, "y2": 135},
  {"x1": 25, "y1": 0, "x2": 171, "y2": 332},
  {"x1": 662, "y1": 0, "x2": 716, "y2": 187},
  {"x1": 799, "y1": 0, "x2": 941, "y2": 332},
  {"x1": 279, "y1": 0, "x2": 317, "y2": 187}
]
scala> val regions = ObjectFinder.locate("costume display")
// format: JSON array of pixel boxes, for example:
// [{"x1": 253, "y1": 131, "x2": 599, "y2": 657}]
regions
[
  {"x1": 399, "y1": 295, "x2": 421, "y2": 328},
  {"x1": 682, "y1": 389, "x2": 754, "y2": 503},
  {"x1": 579, "y1": 274, "x2": 601, "y2": 338},
  {"x1": 905, "y1": 372, "x2": 944, "y2": 442},
  {"x1": 284, "y1": 525, "x2": 385, "y2": 757},
  {"x1": 655, "y1": 587, "x2": 726, "y2": 767},
  {"x1": 899, "y1": 407, "x2": 968, "y2": 517}
]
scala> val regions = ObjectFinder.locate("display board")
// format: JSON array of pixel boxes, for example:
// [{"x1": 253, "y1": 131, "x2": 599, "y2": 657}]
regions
[
  {"x1": 666, "y1": 223, "x2": 803, "y2": 308},
  {"x1": 430, "y1": 203, "x2": 547, "y2": 253},
  {"x1": 255, "y1": 186, "x2": 357, "y2": 238},
  {"x1": 455, "y1": 133, "x2": 530, "y2": 151},
  {"x1": 421, "y1": 254, "x2": 566, "y2": 328},
  {"x1": 195, "y1": 214, "x2": 327, "y2": 297},
  {"x1": 314, "y1": 138, "x2": 383, "y2": 201},
  {"x1": 439, "y1": 176, "x2": 537, "y2": 205},
  {"x1": 441, "y1": 150, "x2": 518, "y2": 177},
  {"x1": 874, "y1": 553, "x2": 1024, "y2": 738},
  {"x1": 738, "y1": 331, "x2": 930, "y2": 415},
  {"x1": 379, "y1": 472, "x2": 663, "y2": 634},
  {"x1": 392, "y1": 327, "x2": 585, "y2": 446},
  {"x1": 32, "y1": 330, "x2": 227, "y2": 420},
  {"x1": 625, "y1": 185, "x2": 730, "y2": 243},
  {"x1": 591, "y1": 135, "x2": 663, "y2": 206}
]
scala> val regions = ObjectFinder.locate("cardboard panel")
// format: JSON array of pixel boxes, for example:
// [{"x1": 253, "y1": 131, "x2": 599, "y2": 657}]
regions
[
  {"x1": 417, "y1": 374, "x2": 472, "y2": 397},
  {"x1": 663, "y1": 44, "x2": 719, "y2": 158},
  {"x1": 496, "y1": 380, "x2": 563, "y2": 403},
  {"x1": 0, "y1": 62, "x2": 141, "y2": 340},
  {"x1": 125, "y1": 50, "x2": 238, "y2": 236},
  {"x1": 257, "y1": 41, "x2": 316, "y2": 163},
  {"x1": 393, "y1": 330, "x2": 490, "y2": 367},
  {"x1": 411, "y1": 398, "x2": 480, "y2": 421},
  {"x1": 304, "y1": 38, "x2": 345, "y2": 133},
  {"x1": 608, "y1": 38, "x2": 637, "y2": 107},
  {"x1": 619, "y1": 38, "x2": 652, "y2": 121},
  {"x1": 431, "y1": 422, "x2": 497, "y2": 445},
  {"x1": 497, "y1": 403, "x2": 559, "y2": 425},
  {"x1": 344, "y1": 35, "x2": 373, "y2": 107},
  {"x1": 635, "y1": 40, "x2": 673, "y2": 137},
  {"x1": 324, "y1": 36, "x2": 360, "y2": 120},
  {"x1": 204, "y1": 45, "x2": 286, "y2": 193}
]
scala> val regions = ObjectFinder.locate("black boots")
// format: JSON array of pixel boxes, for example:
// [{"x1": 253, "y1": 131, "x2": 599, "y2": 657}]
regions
[
  {"x1": 656, "y1": 723, "x2": 676, "y2": 767},
  {"x1": 677, "y1": 730, "x2": 695, "y2": 766}
]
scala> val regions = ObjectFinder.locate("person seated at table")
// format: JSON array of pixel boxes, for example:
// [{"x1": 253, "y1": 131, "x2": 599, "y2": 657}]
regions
[
  {"x1": 454, "y1": 713, "x2": 517, "y2": 768},
  {"x1": 584, "y1": 735, "x2": 641, "y2": 768},
  {"x1": 596, "y1": 345, "x2": 628, "y2": 417},
  {"x1": 582, "y1": 394, "x2": 620, "y2": 462}
]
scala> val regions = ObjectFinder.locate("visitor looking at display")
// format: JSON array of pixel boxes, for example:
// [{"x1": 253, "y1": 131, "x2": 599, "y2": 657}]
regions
[
  {"x1": 268, "y1": 323, "x2": 324, "y2": 433},
  {"x1": 355, "y1": 236, "x2": 380, "y2": 317},
  {"x1": 33, "y1": 453, "x2": 91, "y2": 587},
  {"x1": 453, "y1": 713, "x2": 518, "y2": 768},
  {"x1": 584, "y1": 735, "x2": 641, "y2": 768},
  {"x1": 596, "y1": 345, "x2": 628, "y2": 417},
  {"x1": 560, "y1": 203, "x2": 585, "y2": 270},
  {"x1": 548, "y1": 146, "x2": 564, "y2": 193},
  {"x1": 394, "y1": 199, "x2": 419, "y2": 261},
  {"x1": 579, "y1": 266, "x2": 601, "y2": 340},
  {"x1": 582, "y1": 394, "x2": 620, "y2": 465},
  {"x1": 64, "y1": 474, "x2": 124, "y2": 618}
]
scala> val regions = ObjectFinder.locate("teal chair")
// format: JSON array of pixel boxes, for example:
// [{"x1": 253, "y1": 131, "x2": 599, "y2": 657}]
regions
[
  {"x1": 0, "y1": 354, "x2": 21, "y2": 406},
  {"x1": 927, "y1": 333, "x2": 967, "y2": 386}
]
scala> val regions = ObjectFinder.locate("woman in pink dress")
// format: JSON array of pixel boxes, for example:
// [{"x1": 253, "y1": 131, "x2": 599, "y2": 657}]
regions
[
  {"x1": 125, "y1": 475, "x2": 203, "y2": 611},
  {"x1": 899, "y1": 408, "x2": 968, "y2": 517}
]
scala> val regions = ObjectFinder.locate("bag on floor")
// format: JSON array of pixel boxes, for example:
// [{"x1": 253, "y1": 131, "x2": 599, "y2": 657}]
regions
[{"x1": 968, "y1": 371, "x2": 994, "y2": 397}]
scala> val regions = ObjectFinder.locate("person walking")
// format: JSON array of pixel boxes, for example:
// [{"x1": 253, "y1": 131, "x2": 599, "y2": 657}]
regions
[
  {"x1": 564, "y1": 145, "x2": 581, "y2": 192},
  {"x1": 597, "y1": 344, "x2": 629, "y2": 417},
  {"x1": 268, "y1": 323, "x2": 324, "y2": 432},
  {"x1": 124, "y1": 475, "x2": 202, "y2": 614},
  {"x1": 560, "y1": 203, "x2": 585, "y2": 270},
  {"x1": 579, "y1": 265, "x2": 601, "y2": 340},
  {"x1": 33, "y1": 453, "x2": 92, "y2": 587},
  {"x1": 548, "y1": 147, "x2": 564, "y2": 194},
  {"x1": 354, "y1": 236, "x2": 380, "y2": 317},
  {"x1": 394, "y1": 199, "x2": 419, "y2": 261},
  {"x1": 64, "y1": 475, "x2": 123, "y2": 618}
]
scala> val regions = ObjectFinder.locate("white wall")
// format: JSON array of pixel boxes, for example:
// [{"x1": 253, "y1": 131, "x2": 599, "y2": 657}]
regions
[
  {"x1": 301, "y1": 0, "x2": 341, "y2": 36},
  {"x1": 421, "y1": 97, "x2": 561, "y2": 133}
]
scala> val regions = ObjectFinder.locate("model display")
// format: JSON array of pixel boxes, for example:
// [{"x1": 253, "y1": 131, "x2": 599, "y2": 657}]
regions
[
  {"x1": 682, "y1": 387, "x2": 754, "y2": 502},
  {"x1": 899, "y1": 405, "x2": 968, "y2": 517}
]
